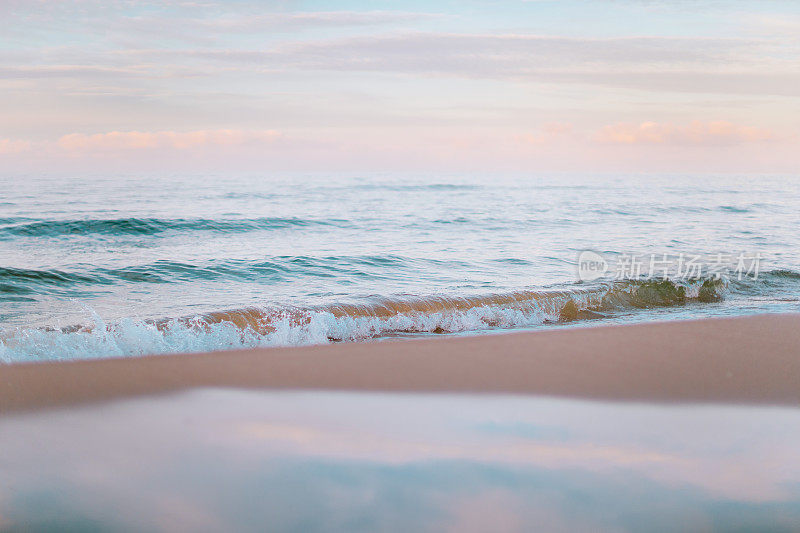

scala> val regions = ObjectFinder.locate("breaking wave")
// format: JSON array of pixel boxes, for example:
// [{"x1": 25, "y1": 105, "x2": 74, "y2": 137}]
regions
[{"x1": 1, "y1": 276, "x2": 737, "y2": 362}]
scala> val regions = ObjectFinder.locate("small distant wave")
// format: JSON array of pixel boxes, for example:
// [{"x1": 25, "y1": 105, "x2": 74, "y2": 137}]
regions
[
  {"x1": 718, "y1": 205, "x2": 750, "y2": 213},
  {"x1": 0, "y1": 267, "x2": 102, "y2": 296},
  {"x1": 0, "y1": 217, "x2": 350, "y2": 238},
  {"x1": 0, "y1": 277, "x2": 734, "y2": 362},
  {"x1": 360, "y1": 183, "x2": 480, "y2": 192},
  {"x1": 0, "y1": 256, "x2": 459, "y2": 296},
  {"x1": 765, "y1": 269, "x2": 800, "y2": 279}
]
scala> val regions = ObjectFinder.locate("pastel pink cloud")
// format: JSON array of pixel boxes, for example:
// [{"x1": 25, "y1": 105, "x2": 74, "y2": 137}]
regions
[
  {"x1": 56, "y1": 129, "x2": 282, "y2": 152},
  {"x1": 594, "y1": 121, "x2": 775, "y2": 146},
  {"x1": 0, "y1": 138, "x2": 32, "y2": 154},
  {"x1": 518, "y1": 122, "x2": 573, "y2": 145}
]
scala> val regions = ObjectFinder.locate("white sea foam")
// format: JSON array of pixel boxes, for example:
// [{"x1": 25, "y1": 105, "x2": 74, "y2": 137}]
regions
[
  {"x1": 0, "y1": 277, "x2": 741, "y2": 362},
  {"x1": 0, "y1": 303, "x2": 564, "y2": 363}
]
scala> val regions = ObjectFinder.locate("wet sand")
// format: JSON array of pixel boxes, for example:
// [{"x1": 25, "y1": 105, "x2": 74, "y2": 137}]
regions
[{"x1": 2, "y1": 314, "x2": 800, "y2": 413}]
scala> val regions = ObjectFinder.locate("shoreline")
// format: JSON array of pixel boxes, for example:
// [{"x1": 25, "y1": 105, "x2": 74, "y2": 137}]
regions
[{"x1": 2, "y1": 314, "x2": 799, "y2": 413}]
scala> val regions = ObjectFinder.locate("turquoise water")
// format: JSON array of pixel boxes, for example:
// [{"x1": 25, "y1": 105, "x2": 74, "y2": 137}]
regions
[
  {"x1": 2, "y1": 390, "x2": 799, "y2": 531},
  {"x1": 1, "y1": 173, "x2": 799, "y2": 361}
]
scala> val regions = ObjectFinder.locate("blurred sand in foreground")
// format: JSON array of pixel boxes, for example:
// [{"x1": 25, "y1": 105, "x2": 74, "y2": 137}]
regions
[{"x1": 2, "y1": 314, "x2": 799, "y2": 413}]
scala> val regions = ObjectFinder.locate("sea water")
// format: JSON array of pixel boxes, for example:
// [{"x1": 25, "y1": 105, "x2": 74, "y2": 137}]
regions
[{"x1": 1, "y1": 173, "x2": 799, "y2": 361}]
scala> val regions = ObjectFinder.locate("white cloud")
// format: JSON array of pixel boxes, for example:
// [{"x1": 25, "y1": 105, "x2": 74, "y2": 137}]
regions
[
  {"x1": 96, "y1": 33, "x2": 800, "y2": 96},
  {"x1": 176, "y1": 33, "x2": 761, "y2": 69},
  {"x1": 198, "y1": 10, "x2": 441, "y2": 32}
]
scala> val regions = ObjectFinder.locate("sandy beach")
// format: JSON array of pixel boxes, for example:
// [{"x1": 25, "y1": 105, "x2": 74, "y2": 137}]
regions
[
  {"x1": 3, "y1": 314, "x2": 799, "y2": 413},
  {"x1": 4, "y1": 315, "x2": 800, "y2": 530}
]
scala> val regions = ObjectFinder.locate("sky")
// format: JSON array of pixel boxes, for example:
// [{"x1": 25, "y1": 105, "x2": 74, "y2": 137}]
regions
[{"x1": 1, "y1": 0, "x2": 799, "y2": 174}]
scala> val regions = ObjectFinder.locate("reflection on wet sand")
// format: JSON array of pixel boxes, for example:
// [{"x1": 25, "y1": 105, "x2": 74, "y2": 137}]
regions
[{"x1": 1, "y1": 390, "x2": 799, "y2": 532}]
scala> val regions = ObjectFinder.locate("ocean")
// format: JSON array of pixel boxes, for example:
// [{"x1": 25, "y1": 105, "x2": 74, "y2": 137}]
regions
[{"x1": 1, "y1": 173, "x2": 799, "y2": 362}]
